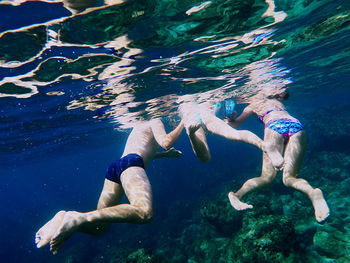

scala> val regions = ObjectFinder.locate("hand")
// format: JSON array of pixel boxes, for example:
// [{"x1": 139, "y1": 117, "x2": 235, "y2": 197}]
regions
[
  {"x1": 226, "y1": 110, "x2": 237, "y2": 122},
  {"x1": 185, "y1": 119, "x2": 202, "y2": 135},
  {"x1": 166, "y1": 147, "x2": 183, "y2": 158},
  {"x1": 183, "y1": 112, "x2": 202, "y2": 135}
]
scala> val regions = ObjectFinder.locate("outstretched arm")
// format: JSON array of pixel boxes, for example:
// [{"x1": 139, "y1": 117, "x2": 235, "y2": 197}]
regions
[
  {"x1": 227, "y1": 106, "x2": 254, "y2": 128},
  {"x1": 151, "y1": 119, "x2": 184, "y2": 150},
  {"x1": 154, "y1": 147, "x2": 183, "y2": 159}
]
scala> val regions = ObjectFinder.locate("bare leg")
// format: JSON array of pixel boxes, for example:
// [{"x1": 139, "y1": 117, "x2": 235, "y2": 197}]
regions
[
  {"x1": 181, "y1": 107, "x2": 211, "y2": 162},
  {"x1": 202, "y1": 112, "x2": 283, "y2": 168},
  {"x1": 187, "y1": 126, "x2": 211, "y2": 162},
  {"x1": 202, "y1": 112, "x2": 262, "y2": 147},
  {"x1": 282, "y1": 131, "x2": 329, "y2": 222},
  {"x1": 35, "y1": 179, "x2": 123, "y2": 251},
  {"x1": 229, "y1": 129, "x2": 283, "y2": 210},
  {"x1": 49, "y1": 167, "x2": 153, "y2": 254},
  {"x1": 79, "y1": 179, "x2": 125, "y2": 236}
]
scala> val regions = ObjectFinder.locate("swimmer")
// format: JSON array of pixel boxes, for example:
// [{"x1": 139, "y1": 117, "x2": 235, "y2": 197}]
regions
[
  {"x1": 35, "y1": 119, "x2": 184, "y2": 254},
  {"x1": 227, "y1": 88, "x2": 330, "y2": 223}
]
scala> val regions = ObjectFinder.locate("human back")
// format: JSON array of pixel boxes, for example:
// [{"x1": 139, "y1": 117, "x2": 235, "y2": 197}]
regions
[{"x1": 248, "y1": 96, "x2": 297, "y2": 124}]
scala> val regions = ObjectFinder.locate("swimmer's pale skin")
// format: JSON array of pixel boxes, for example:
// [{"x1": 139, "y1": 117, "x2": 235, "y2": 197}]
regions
[
  {"x1": 227, "y1": 91, "x2": 330, "y2": 223},
  {"x1": 179, "y1": 103, "x2": 284, "y2": 168},
  {"x1": 35, "y1": 119, "x2": 184, "y2": 255}
]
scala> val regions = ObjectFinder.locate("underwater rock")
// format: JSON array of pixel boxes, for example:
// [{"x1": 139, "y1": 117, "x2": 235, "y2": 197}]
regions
[
  {"x1": 168, "y1": 250, "x2": 187, "y2": 263},
  {"x1": 233, "y1": 214, "x2": 301, "y2": 262},
  {"x1": 123, "y1": 248, "x2": 164, "y2": 263},
  {"x1": 193, "y1": 237, "x2": 232, "y2": 263},
  {"x1": 177, "y1": 222, "x2": 220, "y2": 261},
  {"x1": 200, "y1": 198, "x2": 243, "y2": 236},
  {"x1": 313, "y1": 225, "x2": 348, "y2": 260},
  {"x1": 297, "y1": 224, "x2": 317, "y2": 249},
  {"x1": 301, "y1": 151, "x2": 350, "y2": 186},
  {"x1": 280, "y1": 193, "x2": 314, "y2": 224},
  {"x1": 246, "y1": 192, "x2": 283, "y2": 217},
  {"x1": 311, "y1": 179, "x2": 350, "y2": 261},
  {"x1": 289, "y1": 128, "x2": 350, "y2": 262},
  {"x1": 180, "y1": 224, "x2": 207, "y2": 246}
]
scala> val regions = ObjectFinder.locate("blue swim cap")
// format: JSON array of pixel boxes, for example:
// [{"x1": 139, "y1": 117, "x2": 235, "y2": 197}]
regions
[
  {"x1": 214, "y1": 102, "x2": 222, "y2": 115},
  {"x1": 214, "y1": 100, "x2": 235, "y2": 118},
  {"x1": 224, "y1": 100, "x2": 235, "y2": 117}
]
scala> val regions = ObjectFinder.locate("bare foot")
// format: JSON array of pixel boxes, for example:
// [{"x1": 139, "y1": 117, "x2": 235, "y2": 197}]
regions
[
  {"x1": 50, "y1": 211, "x2": 83, "y2": 255},
  {"x1": 263, "y1": 141, "x2": 284, "y2": 170},
  {"x1": 166, "y1": 147, "x2": 184, "y2": 158},
  {"x1": 311, "y1": 188, "x2": 330, "y2": 223},
  {"x1": 35, "y1": 211, "x2": 66, "y2": 249},
  {"x1": 228, "y1": 192, "x2": 253, "y2": 210}
]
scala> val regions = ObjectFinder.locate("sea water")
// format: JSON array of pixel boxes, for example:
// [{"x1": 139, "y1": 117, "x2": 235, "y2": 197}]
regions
[{"x1": 0, "y1": 0, "x2": 349, "y2": 262}]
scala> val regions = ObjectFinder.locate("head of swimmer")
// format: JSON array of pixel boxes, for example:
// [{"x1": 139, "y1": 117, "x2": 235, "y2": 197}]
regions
[
  {"x1": 267, "y1": 89, "x2": 290, "y2": 101},
  {"x1": 214, "y1": 99, "x2": 236, "y2": 120}
]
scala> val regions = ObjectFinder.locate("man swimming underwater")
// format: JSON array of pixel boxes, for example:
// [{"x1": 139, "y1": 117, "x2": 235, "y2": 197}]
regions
[{"x1": 35, "y1": 119, "x2": 184, "y2": 254}]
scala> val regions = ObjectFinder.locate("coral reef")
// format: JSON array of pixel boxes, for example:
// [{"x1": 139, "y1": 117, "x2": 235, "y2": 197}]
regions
[
  {"x1": 123, "y1": 248, "x2": 165, "y2": 263},
  {"x1": 200, "y1": 198, "x2": 243, "y2": 236},
  {"x1": 231, "y1": 214, "x2": 301, "y2": 263}
]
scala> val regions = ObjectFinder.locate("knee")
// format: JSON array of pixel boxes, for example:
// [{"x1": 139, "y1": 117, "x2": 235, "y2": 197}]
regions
[
  {"x1": 256, "y1": 176, "x2": 274, "y2": 188},
  {"x1": 95, "y1": 223, "x2": 110, "y2": 236},
  {"x1": 261, "y1": 178, "x2": 274, "y2": 187},
  {"x1": 282, "y1": 175, "x2": 293, "y2": 187},
  {"x1": 137, "y1": 208, "x2": 153, "y2": 224},
  {"x1": 243, "y1": 177, "x2": 271, "y2": 190},
  {"x1": 199, "y1": 153, "x2": 211, "y2": 163}
]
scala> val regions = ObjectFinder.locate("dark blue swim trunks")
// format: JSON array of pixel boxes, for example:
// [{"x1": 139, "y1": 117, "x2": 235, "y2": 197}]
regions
[{"x1": 105, "y1": 153, "x2": 145, "y2": 184}]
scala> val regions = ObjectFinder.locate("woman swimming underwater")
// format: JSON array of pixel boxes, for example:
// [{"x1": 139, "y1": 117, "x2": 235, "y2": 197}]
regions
[{"x1": 227, "y1": 88, "x2": 330, "y2": 223}]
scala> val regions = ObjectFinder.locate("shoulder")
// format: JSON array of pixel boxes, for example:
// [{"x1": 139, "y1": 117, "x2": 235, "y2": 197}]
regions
[
  {"x1": 243, "y1": 105, "x2": 255, "y2": 114},
  {"x1": 130, "y1": 121, "x2": 154, "y2": 134},
  {"x1": 148, "y1": 119, "x2": 167, "y2": 134},
  {"x1": 149, "y1": 118, "x2": 163, "y2": 128},
  {"x1": 248, "y1": 100, "x2": 273, "y2": 116}
]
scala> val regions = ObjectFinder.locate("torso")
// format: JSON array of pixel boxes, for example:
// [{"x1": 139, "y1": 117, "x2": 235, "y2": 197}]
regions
[{"x1": 122, "y1": 123, "x2": 159, "y2": 168}]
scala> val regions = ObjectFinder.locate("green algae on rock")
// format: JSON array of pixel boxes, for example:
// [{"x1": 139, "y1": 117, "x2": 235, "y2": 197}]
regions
[
  {"x1": 200, "y1": 199, "x2": 243, "y2": 236},
  {"x1": 123, "y1": 248, "x2": 165, "y2": 263}
]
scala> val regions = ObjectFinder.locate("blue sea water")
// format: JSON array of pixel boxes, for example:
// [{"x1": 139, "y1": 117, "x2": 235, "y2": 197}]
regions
[{"x1": 1, "y1": 0, "x2": 350, "y2": 262}]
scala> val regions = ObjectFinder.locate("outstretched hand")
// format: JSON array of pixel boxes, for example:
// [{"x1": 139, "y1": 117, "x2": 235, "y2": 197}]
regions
[
  {"x1": 183, "y1": 112, "x2": 202, "y2": 136},
  {"x1": 166, "y1": 147, "x2": 183, "y2": 158},
  {"x1": 185, "y1": 119, "x2": 202, "y2": 135},
  {"x1": 226, "y1": 110, "x2": 237, "y2": 122}
]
